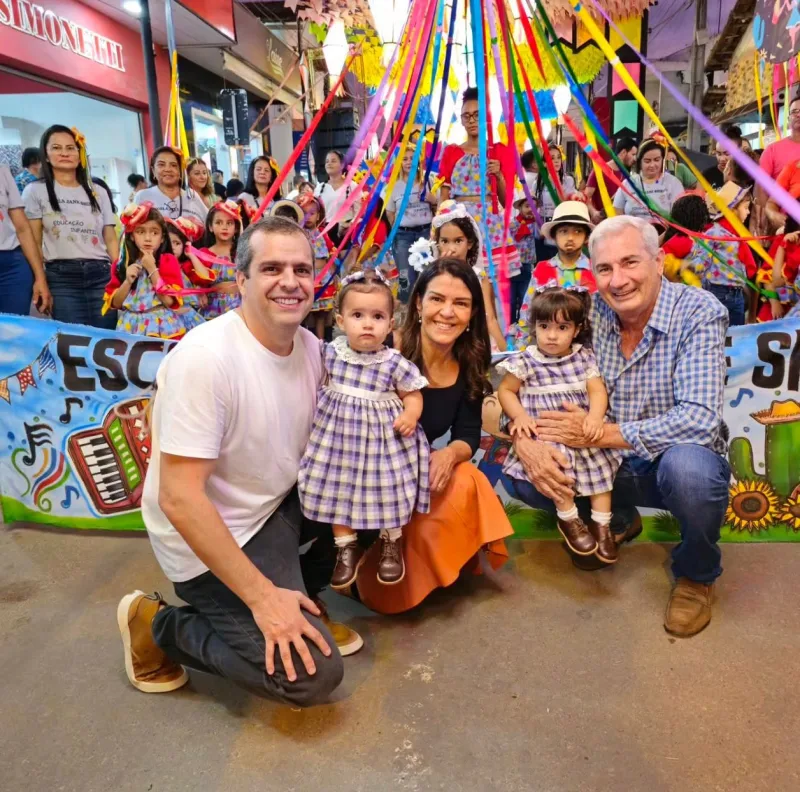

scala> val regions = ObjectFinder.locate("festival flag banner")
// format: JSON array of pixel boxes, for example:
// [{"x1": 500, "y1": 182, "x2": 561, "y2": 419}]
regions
[
  {"x1": 2, "y1": 314, "x2": 800, "y2": 541},
  {"x1": 0, "y1": 316, "x2": 175, "y2": 530}
]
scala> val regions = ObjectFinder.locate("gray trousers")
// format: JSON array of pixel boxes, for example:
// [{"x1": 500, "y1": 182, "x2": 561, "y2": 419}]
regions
[{"x1": 151, "y1": 488, "x2": 344, "y2": 706}]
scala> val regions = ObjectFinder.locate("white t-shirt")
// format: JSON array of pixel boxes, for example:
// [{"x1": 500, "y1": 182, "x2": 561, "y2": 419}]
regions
[
  {"x1": 141, "y1": 312, "x2": 323, "y2": 583},
  {"x1": 388, "y1": 180, "x2": 433, "y2": 227},
  {"x1": 530, "y1": 173, "x2": 577, "y2": 222},
  {"x1": 0, "y1": 165, "x2": 23, "y2": 251},
  {"x1": 612, "y1": 172, "x2": 684, "y2": 218},
  {"x1": 23, "y1": 180, "x2": 115, "y2": 262},
  {"x1": 134, "y1": 185, "x2": 208, "y2": 225},
  {"x1": 314, "y1": 181, "x2": 352, "y2": 223}
]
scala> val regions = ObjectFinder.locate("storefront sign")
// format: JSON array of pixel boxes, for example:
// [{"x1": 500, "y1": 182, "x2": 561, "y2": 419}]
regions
[{"x1": 0, "y1": 0, "x2": 125, "y2": 72}]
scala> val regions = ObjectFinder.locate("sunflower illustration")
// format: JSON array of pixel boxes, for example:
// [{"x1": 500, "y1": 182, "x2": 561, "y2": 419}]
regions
[
  {"x1": 725, "y1": 480, "x2": 780, "y2": 533},
  {"x1": 776, "y1": 495, "x2": 800, "y2": 532}
]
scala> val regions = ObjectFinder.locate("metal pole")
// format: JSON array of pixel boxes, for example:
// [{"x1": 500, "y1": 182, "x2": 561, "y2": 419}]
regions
[
  {"x1": 139, "y1": 0, "x2": 163, "y2": 148},
  {"x1": 687, "y1": 0, "x2": 707, "y2": 150}
]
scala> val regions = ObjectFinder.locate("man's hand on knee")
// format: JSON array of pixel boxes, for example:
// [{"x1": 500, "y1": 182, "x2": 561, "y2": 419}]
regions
[
  {"x1": 514, "y1": 435, "x2": 575, "y2": 502},
  {"x1": 250, "y1": 585, "x2": 332, "y2": 682}
]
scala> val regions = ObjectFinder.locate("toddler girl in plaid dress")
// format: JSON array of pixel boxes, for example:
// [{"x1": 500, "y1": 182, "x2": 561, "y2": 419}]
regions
[
  {"x1": 497, "y1": 287, "x2": 623, "y2": 565},
  {"x1": 298, "y1": 271, "x2": 431, "y2": 587}
]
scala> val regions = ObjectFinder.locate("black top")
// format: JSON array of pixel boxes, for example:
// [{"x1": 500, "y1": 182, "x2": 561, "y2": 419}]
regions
[
  {"x1": 213, "y1": 182, "x2": 227, "y2": 200},
  {"x1": 419, "y1": 370, "x2": 482, "y2": 455},
  {"x1": 701, "y1": 165, "x2": 724, "y2": 191}
]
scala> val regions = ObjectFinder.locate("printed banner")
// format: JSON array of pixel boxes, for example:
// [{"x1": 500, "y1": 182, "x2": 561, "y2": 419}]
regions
[
  {"x1": 0, "y1": 315, "x2": 176, "y2": 531},
  {"x1": 1, "y1": 315, "x2": 800, "y2": 541}
]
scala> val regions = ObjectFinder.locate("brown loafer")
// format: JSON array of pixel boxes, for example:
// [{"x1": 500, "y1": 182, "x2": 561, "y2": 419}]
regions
[
  {"x1": 614, "y1": 511, "x2": 643, "y2": 546},
  {"x1": 557, "y1": 516, "x2": 597, "y2": 556},
  {"x1": 590, "y1": 521, "x2": 618, "y2": 565},
  {"x1": 313, "y1": 597, "x2": 364, "y2": 657},
  {"x1": 664, "y1": 578, "x2": 714, "y2": 638},
  {"x1": 117, "y1": 591, "x2": 189, "y2": 693},
  {"x1": 330, "y1": 543, "x2": 366, "y2": 590},
  {"x1": 377, "y1": 536, "x2": 405, "y2": 585}
]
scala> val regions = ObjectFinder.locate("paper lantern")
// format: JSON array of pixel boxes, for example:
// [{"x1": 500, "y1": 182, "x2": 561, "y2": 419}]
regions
[{"x1": 323, "y1": 19, "x2": 349, "y2": 79}]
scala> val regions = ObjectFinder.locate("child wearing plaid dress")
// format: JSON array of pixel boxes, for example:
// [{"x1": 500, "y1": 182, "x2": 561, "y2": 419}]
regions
[
  {"x1": 497, "y1": 287, "x2": 623, "y2": 565},
  {"x1": 298, "y1": 271, "x2": 430, "y2": 588}
]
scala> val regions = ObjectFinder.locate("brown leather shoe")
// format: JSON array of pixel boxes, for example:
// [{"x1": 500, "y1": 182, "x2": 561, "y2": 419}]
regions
[
  {"x1": 377, "y1": 536, "x2": 405, "y2": 585},
  {"x1": 117, "y1": 591, "x2": 189, "y2": 693},
  {"x1": 331, "y1": 543, "x2": 366, "y2": 590},
  {"x1": 557, "y1": 516, "x2": 598, "y2": 556},
  {"x1": 590, "y1": 521, "x2": 618, "y2": 564},
  {"x1": 664, "y1": 578, "x2": 714, "y2": 638},
  {"x1": 613, "y1": 510, "x2": 643, "y2": 546},
  {"x1": 313, "y1": 597, "x2": 364, "y2": 657}
]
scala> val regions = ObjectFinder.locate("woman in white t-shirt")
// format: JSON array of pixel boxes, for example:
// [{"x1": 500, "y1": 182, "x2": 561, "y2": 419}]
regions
[
  {"x1": 134, "y1": 147, "x2": 208, "y2": 226},
  {"x1": 0, "y1": 165, "x2": 51, "y2": 316},
  {"x1": 531, "y1": 143, "x2": 578, "y2": 262},
  {"x1": 239, "y1": 156, "x2": 281, "y2": 214},
  {"x1": 314, "y1": 150, "x2": 352, "y2": 246},
  {"x1": 23, "y1": 125, "x2": 118, "y2": 328},
  {"x1": 186, "y1": 157, "x2": 218, "y2": 209},
  {"x1": 386, "y1": 147, "x2": 437, "y2": 303},
  {"x1": 613, "y1": 139, "x2": 683, "y2": 221}
]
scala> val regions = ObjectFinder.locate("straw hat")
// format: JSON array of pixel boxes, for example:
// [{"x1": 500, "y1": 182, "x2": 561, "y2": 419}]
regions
[
  {"x1": 708, "y1": 182, "x2": 752, "y2": 216},
  {"x1": 540, "y1": 200, "x2": 595, "y2": 241},
  {"x1": 269, "y1": 199, "x2": 304, "y2": 225}
]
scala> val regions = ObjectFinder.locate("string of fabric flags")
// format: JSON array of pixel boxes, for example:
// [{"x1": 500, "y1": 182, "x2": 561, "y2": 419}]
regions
[{"x1": 0, "y1": 336, "x2": 58, "y2": 405}]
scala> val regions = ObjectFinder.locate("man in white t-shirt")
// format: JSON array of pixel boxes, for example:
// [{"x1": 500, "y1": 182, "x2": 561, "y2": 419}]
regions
[{"x1": 117, "y1": 216, "x2": 357, "y2": 706}]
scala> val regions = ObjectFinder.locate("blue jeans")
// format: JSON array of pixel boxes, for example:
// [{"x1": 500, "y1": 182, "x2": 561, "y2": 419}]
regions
[
  {"x1": 511, "y1": 262, "x2": 532, "y2": 324},
  {"x1": 511, "y1": 444, "x2": 729, "y2": 583},
  {"x1": 705, "y1": 284, "x2": 745, "y2": 326},
  {"x1": 392, "y1": 225, "x2": 429, "y2": 304},
  {"x1": 46, "y1": 258, "x2": 117, "y2": 329},
  {"x1": 0, "y1": 247, "x2": 34, "y2": 315}
]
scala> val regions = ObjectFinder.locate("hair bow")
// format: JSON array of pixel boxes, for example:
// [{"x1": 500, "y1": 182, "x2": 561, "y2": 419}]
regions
[
  {"x1": 431, "y1": 200, "x2": 484, "y2": 264},
  {"x1": 340, "y1": 269, "x2": 391, "y2": 288},
  {"x1": 120, "y1": 202, "x2": 153, "y2": 232},
  {"x1": 268, "y1": 156, "x2": 280, "y2": 173},
  {"x1": 533, "y1": 280, "x2": 589, "y2": 294},
  {"x1": 71, "y1": 127, "x2": 88, "y2": 169}
]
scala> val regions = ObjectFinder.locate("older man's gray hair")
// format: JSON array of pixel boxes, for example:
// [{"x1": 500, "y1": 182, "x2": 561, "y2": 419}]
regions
[
  {"x1": 235, "y1": 215, "x2": 314, "y2": 275},
  {"x1": 588, "y1": 215, "x2": 661, "y2": 262}
]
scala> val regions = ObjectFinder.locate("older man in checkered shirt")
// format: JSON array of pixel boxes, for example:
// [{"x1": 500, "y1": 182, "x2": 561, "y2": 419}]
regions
[{"x1": 511, "y1": 215, "x2": 730, "y2": 639}]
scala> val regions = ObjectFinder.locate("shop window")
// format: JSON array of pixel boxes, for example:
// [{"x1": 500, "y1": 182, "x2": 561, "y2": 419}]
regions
[{"x1": 0, "y1": 70, "x2": 145, "y2": 210}]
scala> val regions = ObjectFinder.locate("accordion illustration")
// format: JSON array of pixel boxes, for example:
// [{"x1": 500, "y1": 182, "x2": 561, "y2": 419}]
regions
[{"x1": 67, "y1": 398, "x2": 151, "y2": 514}]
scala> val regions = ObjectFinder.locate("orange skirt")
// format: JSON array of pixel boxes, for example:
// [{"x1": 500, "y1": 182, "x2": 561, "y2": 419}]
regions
[{"x1": 356, "y1": 462, "x2": 513, "y2": 614}]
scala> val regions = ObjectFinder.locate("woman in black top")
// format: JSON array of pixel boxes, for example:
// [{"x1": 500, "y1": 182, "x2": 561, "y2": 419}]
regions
[{"x1": 357, "y1": 258, "x2": 514, "y2": 613}]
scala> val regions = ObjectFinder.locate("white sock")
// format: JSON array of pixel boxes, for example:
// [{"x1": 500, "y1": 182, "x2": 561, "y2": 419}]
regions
[
  {"x1": 556, "y1": 506, "x2": 579, "y2": 522},
  {"x1": 591, "y1": 510, "x2": 612, "y2": 526},
  {"x1": 380, "y1": 527, "x2": 403, "y2": 542},
  {"x1": 334, "y1": 533, "x2": 358, "y2": 548}
]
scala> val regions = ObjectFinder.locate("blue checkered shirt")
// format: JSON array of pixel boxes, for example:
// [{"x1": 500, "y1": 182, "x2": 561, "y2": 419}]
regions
[
  {"x1": 590, "y1": 278, "x2": 729, "y2": 461},
  {"x1": 14, "y1": 169, "x2": 37, "y2": 193}
]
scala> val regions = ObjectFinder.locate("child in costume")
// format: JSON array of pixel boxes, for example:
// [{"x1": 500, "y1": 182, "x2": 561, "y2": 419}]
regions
[
  {"x1": 199, "y1": 200, "x2": 242, "y2": 319},
  {"x1": 514, "y1": 200, "x2": 595, "y2": 349},
  {"x1": 683, "y1": 182, "x2": 756, "y2": 326},
  {"x1": 510, "y1": 187, "x2": 537, "y2": 324},
  {"x1": 345, "y1": 193, "x2": 400, "y2": 294},
  {"x1": 661, "y1": 192, "x2": 708, "y2": 287},
  {"x1": 104, "y1": 203, "x2": 203, "y2": 339},
  {"x1": 298, "y1": 192, "x2": 337, "y2": 340},
  {"x1": 769, "y1": 214, "x2": 800, "y2": 319},
  {"x1": 298, "y1": 270, "x2": 430, "y2": 588},
  {"x1": 497, "y1": 287, "x2": 622, "y2": 565},
  {"x1": 165, "y1": 215, "x2": 216, "y2": 313}
]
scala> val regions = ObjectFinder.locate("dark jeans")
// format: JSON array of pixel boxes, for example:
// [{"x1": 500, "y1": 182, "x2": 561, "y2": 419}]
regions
[
  {"x1": 46, "y1": 258, "x2": 117, "y2": 329},
  {"x1": 392, "y1": 225, "x2": 429, "y2": 304},
  {"x1": 0, "y1": 247, "x2": 34, "y2": 315},
  {"x1": 705, "y1": 284, "x2": 745, "y2": 326},
  {"x1": 510, "y1": 262, "x2": 532, "y2": 324},
  {"x1": 511, "y1": 444, "x2": 729, "y2": 584},
  {"x1": 151, "y1": 488, "x2": 344, "y2": 706}
]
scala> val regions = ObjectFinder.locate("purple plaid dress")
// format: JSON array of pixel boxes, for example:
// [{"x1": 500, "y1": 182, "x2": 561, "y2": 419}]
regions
[
  {"x1": 298, "y1": 336, "x2": 431, "y2": 530},
  {"x1": 498, "y1": 344, "x2": 622, "y2": 496}
]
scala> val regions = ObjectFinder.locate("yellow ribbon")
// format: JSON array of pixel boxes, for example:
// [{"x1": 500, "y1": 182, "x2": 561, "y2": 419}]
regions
[
  {"x1": 572, "y1": 0, "x2": 773, "y2": 266},
  {"x1": 754, "y1": 53, "x2": 765, "y2": 150},
  {"x1": 585, "y1": 124, "x2": 614, "y2": 217},
  {"x1": 71, "y1": 127, "x2": 88, "y2": 170}
]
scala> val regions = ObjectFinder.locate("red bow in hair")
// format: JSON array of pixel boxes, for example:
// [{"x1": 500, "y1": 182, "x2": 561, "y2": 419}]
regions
[
  {"x1": 165, "y1": 215, "x2": 203, "y2": 242},
  {"x1": 120, "y1": 202, "x2": 153, "y2": 232},
  {"x1": 514, "y1": 216, "x2": 533, "y2": 242}
]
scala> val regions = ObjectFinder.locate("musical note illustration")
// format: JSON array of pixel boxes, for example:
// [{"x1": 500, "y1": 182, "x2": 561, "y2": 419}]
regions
[
  {"x1": 59, "y1": 397, "x2": 84, "y2": 425},
  {"x1": 60, "y1": 485, "x2": 81, "y2": 509},
  {"x1": 20, "y1": 422, "x2": 53, "y2": 466}
]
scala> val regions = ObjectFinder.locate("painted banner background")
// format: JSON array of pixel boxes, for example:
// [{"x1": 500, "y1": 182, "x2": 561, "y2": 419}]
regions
[{"x1": 1, "y1": 315, "x2": 799, "y2": 540}]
